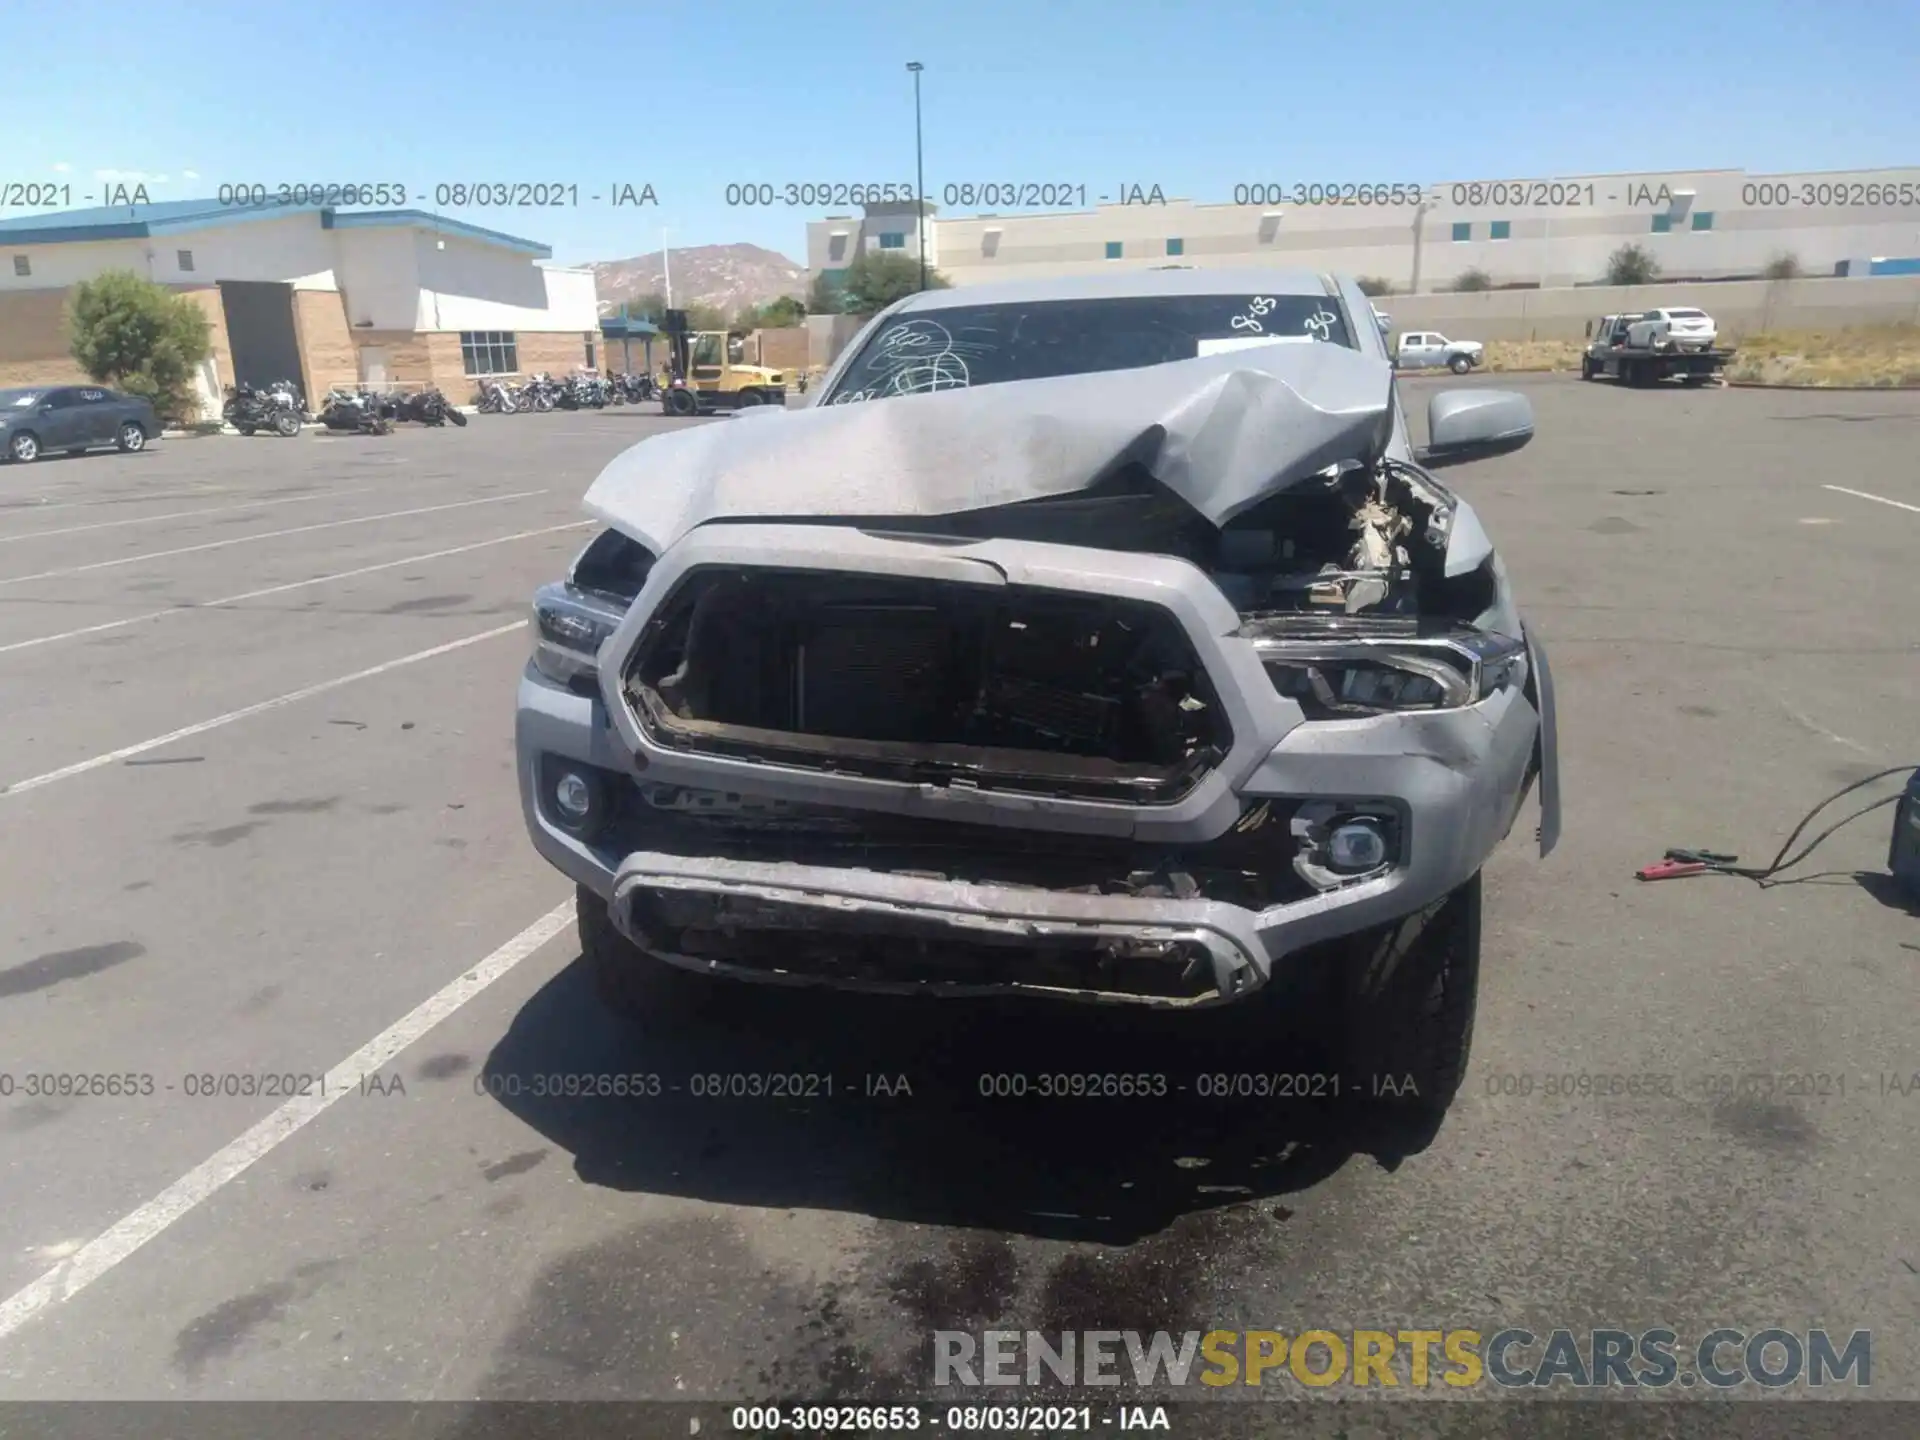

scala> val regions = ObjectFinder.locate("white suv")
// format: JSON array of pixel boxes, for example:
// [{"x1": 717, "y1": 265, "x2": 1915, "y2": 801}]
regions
[{"x1": 1626, "y1": 308, "x2": 1716, "y2": 352}]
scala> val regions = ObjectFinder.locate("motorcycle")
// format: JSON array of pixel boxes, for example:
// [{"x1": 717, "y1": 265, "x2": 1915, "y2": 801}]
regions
[
  {"x1": 318, "y1": 387, "x2": 392, "y2": 435},
  {"x1": 223, "y1": 383, "x2": 302, "y2": 437},
  {"x1": 267, "y1": 378, "x2": 309, "y2": 419},
  {"x1": 523, "y1": 374, "x2": 559, "y2": 412},
  {"x1": 395, "y1": 388, "x2": 468, "y2": 427},
  {"x1": 476, "y1": 379, "x2": 518, "y2": 415}
]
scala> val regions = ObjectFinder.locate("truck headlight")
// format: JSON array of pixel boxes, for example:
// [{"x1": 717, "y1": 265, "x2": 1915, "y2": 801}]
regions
[
  {"x1": 1249, "y1": 630, "x2": 1526, "y2": 718},
  {"x1": 531, "y1": 582, "x2": 626, "y2": 688}
]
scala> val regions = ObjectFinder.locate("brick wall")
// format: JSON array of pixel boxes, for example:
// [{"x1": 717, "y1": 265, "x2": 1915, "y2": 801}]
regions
[
  {"x1": 748, "y1": 327, "x2": 809, "y2": 374},
  {"x1": 428, "y1": 330, "x2": 597, "y2": 401},
  {"x1": 177, "y1": 287, "x2": 236, "y2": 394},
  {"x1": 292, "y1": 290, "x2": 358, "y2": 401},
  {"x1": 0, "y1": 289, "x2": 86, "y2": 387},
  {"x1": 351, "y1": 330, "x2": 435, "y2": 391}
]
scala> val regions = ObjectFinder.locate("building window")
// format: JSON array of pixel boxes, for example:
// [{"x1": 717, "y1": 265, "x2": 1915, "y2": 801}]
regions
[
  {"x1": 1451, "y1": 222, "x2": 1472, "y2": 242},
  {"x1": 877, "y1": 232, "x2": 906, "y2": 249},
  {"x1": 981, "y1": 230, "x2": 1002, "y2": 258},
  {"x1": 460, "y1": 331, "x2": 518, "y2": 376},
  {"x1": 1489, "y1": 221, "x2": 1510, "y2": 241},
  {"x1": 11, "y1": 255, "x2": 27, "y2": 277},
  {"x1": 1651, "y1": 214, "x2": 1673, "y2": 233},
  {"x1": 177, "y1": 249, "x2": 195, "y2": 272},
  {"x1": 585, "y1": 337, "x2": 596, "y2": 370},
  {"x1": 1166, "y1": 237, "x2": 1184, "y2": 257},
  {"x1": 1105, "y1": 241, "x2": 1122, "y2": 260},
  {"x1": 1691, "y1": 211, "x2": 1714, "y2": 231}
]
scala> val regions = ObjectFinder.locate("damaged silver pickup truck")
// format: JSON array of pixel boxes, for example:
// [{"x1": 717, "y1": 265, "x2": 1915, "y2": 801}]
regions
[{"x1": 516, "y1": 269, "x2": 1561, "y2": 1115}]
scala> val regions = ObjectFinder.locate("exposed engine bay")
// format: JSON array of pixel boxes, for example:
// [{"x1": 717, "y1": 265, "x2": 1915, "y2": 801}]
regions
[
  {"x1": 627, "y1": 566, "x2": 1232, "y2": 804},
  {"x1": 611, "y1": 457, "x2": 1509, "y2": 801}
]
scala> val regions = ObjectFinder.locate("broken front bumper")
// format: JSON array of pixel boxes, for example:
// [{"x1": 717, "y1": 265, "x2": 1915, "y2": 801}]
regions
[{"x1": 518, "y1": 652, "x2": 1545, "y2": 1010}]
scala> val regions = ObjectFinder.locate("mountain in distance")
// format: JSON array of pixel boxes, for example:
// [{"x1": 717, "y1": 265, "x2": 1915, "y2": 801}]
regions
[{"x1": 591, "y1": 243, "x2": 806, "y2": 317}]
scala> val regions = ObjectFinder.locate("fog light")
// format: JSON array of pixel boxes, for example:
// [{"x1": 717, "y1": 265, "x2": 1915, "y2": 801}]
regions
[
  {"x1": 1328, "y1": 820, "x2": 1389, "y2": 873},
  {"x1": 554, "y1": 771, "x2": 592, "y2": 822},
  {"x1": 546, "y1": 760, "x2": 610, "y2": 839}
]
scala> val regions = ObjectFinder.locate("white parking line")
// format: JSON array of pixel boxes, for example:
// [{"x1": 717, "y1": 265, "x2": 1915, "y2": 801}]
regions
[
  {"x1": 0, "y1": 900, "x2": 576, "y2": 1344},
  {"x1": 0, "y1": 491, "x2": 547, "y2": 588},
  {"x1": 0, "y1": 620, "x2": 527, "y2": 797},
  {"x1": 0, "y1": 521, "x2": 594, "y2": 657},
  {"x1": 1823, "y1": 484, "x2": 1920, "y2": 515},
  {"x1": 0, "y1": 485, "x2": 382, "y2": 546}
]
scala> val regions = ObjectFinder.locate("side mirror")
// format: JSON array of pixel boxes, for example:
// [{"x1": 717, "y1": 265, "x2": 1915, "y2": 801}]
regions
[{"x1": 1417, "y1": 389, "x2": 1535, "y2": 468}]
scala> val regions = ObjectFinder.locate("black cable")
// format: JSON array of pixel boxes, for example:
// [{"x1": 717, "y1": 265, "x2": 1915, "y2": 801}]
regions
[{"x1": 1710, "y1": 764, "x2": 1917, "y2": 884}]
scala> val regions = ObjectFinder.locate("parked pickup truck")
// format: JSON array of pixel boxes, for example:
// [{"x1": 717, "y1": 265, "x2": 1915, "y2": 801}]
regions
[
  {"x1": 1396, "y1": 331, "x2": 1484, "y2": 374},
  {"x1": 1582, "y1": 313, "x2": 1733, "y2": 387}
]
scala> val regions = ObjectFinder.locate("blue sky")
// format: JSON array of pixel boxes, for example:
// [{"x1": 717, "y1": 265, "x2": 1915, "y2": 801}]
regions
[{"x1": 4, "y1": 0, "x2": 1914, "y2": 267}]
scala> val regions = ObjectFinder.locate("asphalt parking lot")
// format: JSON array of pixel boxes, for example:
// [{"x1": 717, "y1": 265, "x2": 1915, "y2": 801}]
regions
[{"x1": 0, "y1": 379, "x2": 1916, "y2": 1419}]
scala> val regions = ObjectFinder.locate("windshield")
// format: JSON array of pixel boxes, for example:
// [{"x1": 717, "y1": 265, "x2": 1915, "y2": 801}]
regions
[
  {"x1": 691, "y1": 334, "x2": 722, "y2": 366},
  {"x1": 825, "y1": 292, "x2": 1355, "y2": 403},
  {"x1": 0, "y1": 388, "x2": 47, "y2": 407}
]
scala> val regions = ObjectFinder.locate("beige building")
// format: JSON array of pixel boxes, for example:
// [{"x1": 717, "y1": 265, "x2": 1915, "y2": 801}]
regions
[
  {"x1": 807, "y1": 166, "x2": 1920, "y2": 296},
  {"x1": 0, "y1": 198, "x2": 600, "y2": 416}
]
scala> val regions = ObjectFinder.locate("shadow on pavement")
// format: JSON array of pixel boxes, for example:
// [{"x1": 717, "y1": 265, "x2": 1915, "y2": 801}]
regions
[{"x1": 479, "y1": 946, "x2": 1443, "y2": 1246}]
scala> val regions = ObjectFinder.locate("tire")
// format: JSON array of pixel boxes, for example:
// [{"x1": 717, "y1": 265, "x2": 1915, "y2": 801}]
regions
[
  {"x1": 664, "y1": 388, "x2": 699, "y2": 417},
  {"x1": 1448, "y1": 354, "x2": 1472, "y2": 375},
  {"x1": 237, "y1": 425, "x2": 256, "y2": 436},
  {"x1": 1580, "y1": 356, "x2": 1595, "y2": 381},
  {"x1": 6, "y1": 431, "x2": 40, "y2": 463},
  {"x1": 578, "y1": 884, "x2": 713, "y2": 1024},
  {"x1": 272, "y1": 412, "x2": 300, "y2": 438},
  {"x1": 1343, "y1": 872, "x2": 1482, "y2": 1118},
  {"x1": 735, "y1": 388, "x2": 765, "y2": 407},
  {"x1": 448, "y1": 407, "x2": 468, "y2": 426}
]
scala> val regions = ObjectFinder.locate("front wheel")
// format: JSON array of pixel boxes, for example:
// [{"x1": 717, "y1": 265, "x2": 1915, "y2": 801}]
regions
[
  {"x1": 1342, "y1": 873, "x2": 1482, "y2": 1119},
  {"x1": 578, "y1": 885, "x2": 717, "y2": 1025},
  {"x1": 448, "y1": 407, "x2": 468, "y2": 426},
  {"x1": 7, "y1": 431, "x2": 41, "y2": 463},
  {"x1": 1580, "y1": 356, "x2": 1595, "y2": 381},
  {"x1": 1448, "y1": 354, "x2": 1473, "y2": 375},
  {"x1": 272, "y1": 412, "x2": 300, "y2": 438}
]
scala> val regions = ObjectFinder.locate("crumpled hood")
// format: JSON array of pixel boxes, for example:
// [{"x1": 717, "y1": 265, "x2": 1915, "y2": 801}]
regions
[{"x1": 583, "y1": 341, "x2": 1395, "y2": 555}]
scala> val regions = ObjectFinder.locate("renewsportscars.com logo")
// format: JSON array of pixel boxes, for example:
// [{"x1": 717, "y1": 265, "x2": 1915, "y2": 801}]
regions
[{"x1": 932, "y1": 1329, "x2": 1872, "y2": 1390}]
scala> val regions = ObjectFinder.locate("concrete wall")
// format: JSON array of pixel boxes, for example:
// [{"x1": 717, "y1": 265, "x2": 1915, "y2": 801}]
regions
[
  {"x1": 332, "y1": 227, "x2": 418, "y2": 329},
  {"x1": 1373, "y1": 274, "x2": 1920, "y2": 342},
  {"x1": 806, "y1": 312, "x2": 867, "y2": 370}
]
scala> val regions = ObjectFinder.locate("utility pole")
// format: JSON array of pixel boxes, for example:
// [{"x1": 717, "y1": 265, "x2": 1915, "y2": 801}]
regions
[
  {"x1": 907, "y1": 62, "x2": 927, "y2": 291},
  {"x1": 661, "y1": 226, "x2": 675, "y2": 309}
]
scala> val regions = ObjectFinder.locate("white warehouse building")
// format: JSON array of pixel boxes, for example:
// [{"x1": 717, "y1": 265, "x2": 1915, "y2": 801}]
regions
[{"x1": 807, "y1": 165, "x2": 1920, "y2": 296}]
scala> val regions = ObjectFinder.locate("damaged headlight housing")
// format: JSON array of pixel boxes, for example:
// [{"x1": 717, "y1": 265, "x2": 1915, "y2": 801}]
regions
[
  {"x1": 1250, "y1": 630, "x2": 1527, "y2": 718},
  {"x1": 531, "y1": 582, "x2": 627, "y2": 688}
]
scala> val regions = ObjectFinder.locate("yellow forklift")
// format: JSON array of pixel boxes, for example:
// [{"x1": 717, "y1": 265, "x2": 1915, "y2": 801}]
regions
[{"x1": 658, "y1": 309, "x2": 787, "y2": 416}]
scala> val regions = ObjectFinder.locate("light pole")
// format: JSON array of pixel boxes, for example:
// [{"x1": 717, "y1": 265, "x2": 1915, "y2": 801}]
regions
[
  {"x1": 660, "y1": 226, "x2": 675, "y2": 310},
  {"x1": 907, "y1": 61, "x2": 927, "y2": 291}
]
